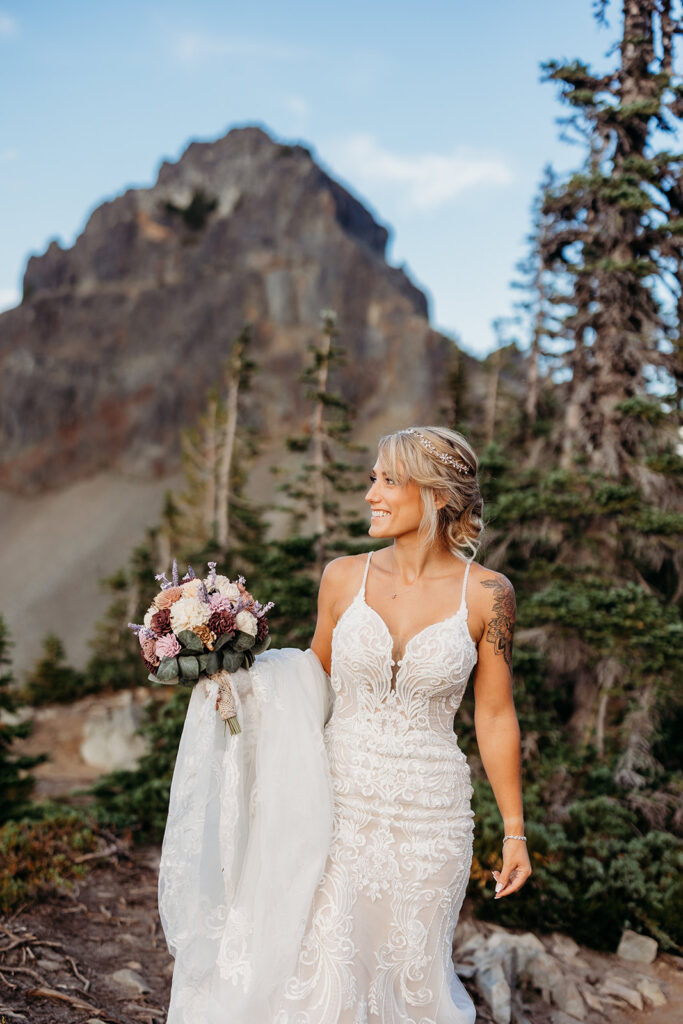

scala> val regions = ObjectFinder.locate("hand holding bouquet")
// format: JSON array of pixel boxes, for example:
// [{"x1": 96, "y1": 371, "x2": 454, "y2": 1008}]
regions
[{"x1": 128, "y1": 559, "x2": 273, "y2": 734}]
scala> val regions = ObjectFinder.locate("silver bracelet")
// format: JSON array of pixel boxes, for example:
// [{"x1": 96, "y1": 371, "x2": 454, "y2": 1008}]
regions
[{"x1": 502, "y1": 834, "x2": 527, "y2": 844}]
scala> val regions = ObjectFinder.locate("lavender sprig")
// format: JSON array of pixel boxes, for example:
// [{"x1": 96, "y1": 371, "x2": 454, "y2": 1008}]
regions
[
  {"x1": 208, "y1": 561, "x2": 217, "y2": 587},
  {"x1": 172, "y1": 558, "x2": 179, "y2": 586},
  {"x1": 128, "y1": 622, "x2": 156, "y2": 640}
]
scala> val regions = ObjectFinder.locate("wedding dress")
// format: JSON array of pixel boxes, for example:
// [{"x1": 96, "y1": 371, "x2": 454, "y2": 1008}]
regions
[{"x1": 159, "y1": 551, "x2": 477, "y2": 1024}]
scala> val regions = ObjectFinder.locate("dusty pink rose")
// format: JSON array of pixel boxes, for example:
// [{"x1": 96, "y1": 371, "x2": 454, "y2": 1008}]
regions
[
  {"x1": 155, "y1": 586, "x2": 183, "y2": 610},
  {"x1": 156, "y1": 633, "x2": 181, "y2": 659},
  {"x1": 141, "y1": 635, "x2": 160, "y2": 666},
  {"x1": 210, "y1": 594, "x2": 237, "y2": 613}
]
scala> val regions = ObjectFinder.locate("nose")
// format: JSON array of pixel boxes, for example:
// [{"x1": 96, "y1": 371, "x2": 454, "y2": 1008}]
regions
[{"x1": 365, "y1": 479, "x2": 380, "y2": 504}]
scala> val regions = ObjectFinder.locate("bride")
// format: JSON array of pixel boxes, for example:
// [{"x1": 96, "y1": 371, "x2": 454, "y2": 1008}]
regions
[{"x1": 158, "y1": 425, "x2": 531, "y2": 1024}]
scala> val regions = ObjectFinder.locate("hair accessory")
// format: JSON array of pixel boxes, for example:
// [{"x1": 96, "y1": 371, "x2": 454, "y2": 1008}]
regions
[{"x1": 404, "y1": 428, "x2": 471, "y2": 474}]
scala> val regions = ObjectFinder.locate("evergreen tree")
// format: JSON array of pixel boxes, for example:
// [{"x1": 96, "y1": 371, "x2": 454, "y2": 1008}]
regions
[
  {"x1": 0, "y1": 617, "x2": 46, "y2": 824},
  {"x1": 540, "y1": 0, "x2": 682, "y2": 481},
  {"x1": 22, "y1": 633, "x2": 85, "y2": 705},
  {"x1": 165, "y1": 324, "x2": 261, "y2": 563},
  {"x1": 461, "y1": 0, "x2": 683, "y2": 951},
  {"x1": 277, "y1": 309, "x2": 368, "y2": 575},
  {"x1": 510, "y1": 166, "x2": 563, "y2": 440},
  {"x1": 85, "y1": 536, "x2": 162, "y2": 692}
]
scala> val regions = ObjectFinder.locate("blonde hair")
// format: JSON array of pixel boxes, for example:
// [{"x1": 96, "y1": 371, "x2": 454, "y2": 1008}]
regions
[{"x1": 377, "y1": 426, "x2": 483, "y2": 562}]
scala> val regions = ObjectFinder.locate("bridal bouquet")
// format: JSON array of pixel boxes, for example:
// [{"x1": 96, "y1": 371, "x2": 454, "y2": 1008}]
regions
[{"x1": 128, "y1": 559, "x2": 273, "y2": 734}]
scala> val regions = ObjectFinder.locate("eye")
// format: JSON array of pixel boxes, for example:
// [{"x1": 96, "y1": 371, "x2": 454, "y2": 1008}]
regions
[{"x1": 368, "y1": 473, "x2": 377, "y2": 483}]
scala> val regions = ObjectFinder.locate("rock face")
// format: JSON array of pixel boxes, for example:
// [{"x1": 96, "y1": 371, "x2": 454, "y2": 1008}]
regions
[
  {"x1": 0, "y1": 125, "x2": 458, "y2": 496},
  {"x1": 452, "y1": 919, "x2": 668, "y2": 1023},
  {"x1": 80, "y1": 689, "x2": 150, "y2": 771},
  {"x1": 11, "y1": 687, "x2": 162, "y2": 794}
]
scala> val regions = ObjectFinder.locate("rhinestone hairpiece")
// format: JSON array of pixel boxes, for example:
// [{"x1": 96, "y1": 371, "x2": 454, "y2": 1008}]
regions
[{"x1": 405, "y1": 428, "x2": 471, "y2": 475}]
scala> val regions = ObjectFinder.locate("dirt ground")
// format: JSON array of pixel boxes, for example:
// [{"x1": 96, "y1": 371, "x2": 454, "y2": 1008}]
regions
[
  {"x1": 0, "y1": 843, "x2": 681, "y2": 1024},
  {"x1": 0, "y1": 845, "x2": 171, "y2": 1024}
]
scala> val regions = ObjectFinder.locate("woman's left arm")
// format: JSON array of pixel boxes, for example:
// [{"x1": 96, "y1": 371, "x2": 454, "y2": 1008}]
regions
[{"x1": 472, "y1": 571, "x2": 532, "y2": 899}]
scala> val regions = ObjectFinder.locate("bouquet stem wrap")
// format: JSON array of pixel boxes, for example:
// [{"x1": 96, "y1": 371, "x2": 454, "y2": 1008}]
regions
[{"x1": 208, "y1": 668, "x2": 242, "y2": 734}]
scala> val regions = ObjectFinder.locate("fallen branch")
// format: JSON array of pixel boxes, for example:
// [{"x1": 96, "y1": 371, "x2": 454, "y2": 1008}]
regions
[
  {"x1": 66, "y1": 952, "x2": 90, "y2": 991},
  {"x1": 0, "y1": 965, "x2": 48, "y2": 986},
  {"x1": 27, "y1": 985, "x2": 101, "y2": 1013},
  {"x1": 61, "y1": 901, "x2": 89, "y2": 913},
  {"x1": 72, "y1": 842, "x2": 119, "y2": 865},
  {"x1": 0, "y1": 968, "x2": 18, "y2": 989}
]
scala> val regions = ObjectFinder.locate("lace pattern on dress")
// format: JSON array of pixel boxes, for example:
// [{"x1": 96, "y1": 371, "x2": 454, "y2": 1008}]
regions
[{"x1": 276, "y1": 552, "x2": 478, "y2": 1024}]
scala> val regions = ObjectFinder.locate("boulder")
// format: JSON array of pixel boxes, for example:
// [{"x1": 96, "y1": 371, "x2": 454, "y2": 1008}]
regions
[
  {"x1": 636, "y1": 975, "x2": 667, "y2": 1007},
  {"x1": 577, "y1": 984, "x2": 604, "y2": 1013},
  {"x1": 108, "y1": 967, "x2": 151, "y2": 995},
  {"x1": 549, "y1": 933, "x2": 580, "y2": 961},
  {"x1": 475, "y1": 961, "x2": 511, "y2": 1024},
  {"x1": 80, "y1": 689, "x2": 149, "y2": 771},
  {"x1": 599, "y1": 975, "x2": 644, "y2": 1010},
  {"x1": 616, "y1": 928, "x2": 657, "y2": 964},
  {"x1": 552, "y1": 978, "x2": 585, "y2": 1021},
  {"x1": 519, "y1": 950, "x2": 564, "y2": 1004}
]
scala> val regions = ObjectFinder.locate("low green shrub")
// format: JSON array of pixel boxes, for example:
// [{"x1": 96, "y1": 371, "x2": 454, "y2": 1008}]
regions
[
  {"x1": 469, "y1": 780, "x2": 683, "y2": 953},
  {"x1": 0, "y1": 805, "x2": 100, "y2": 913}
]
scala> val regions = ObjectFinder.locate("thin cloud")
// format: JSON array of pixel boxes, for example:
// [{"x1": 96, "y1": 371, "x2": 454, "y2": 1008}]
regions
[
  {"x1": 326, "y1": 134, "x2": 512, "y2": 212},
  {"x1": 170, "y1": 30, "x2": 310, "y2": 65},
  {"x1": 0, "y1": 12, "x2": 18, "y2": 37},
  {"x1": 282, "y1": 94, "x2": 310, "y2": 118},
  {"x1": 0, "y1": 287, "x2": 20, "y2": 313}
]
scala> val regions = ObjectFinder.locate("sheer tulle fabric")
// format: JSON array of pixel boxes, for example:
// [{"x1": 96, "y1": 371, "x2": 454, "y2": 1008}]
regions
[{"x1": 159, "y1": 648, "x2": 335, "y2": 1023}]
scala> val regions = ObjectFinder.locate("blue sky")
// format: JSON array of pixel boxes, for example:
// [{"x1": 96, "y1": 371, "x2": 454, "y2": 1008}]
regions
[{"x1": 1, "y1": 1, "x2": 615, "y2": 356}]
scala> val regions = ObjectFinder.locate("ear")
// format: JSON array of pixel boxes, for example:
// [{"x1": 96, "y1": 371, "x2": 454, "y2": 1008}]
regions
[{"x1": 434, "y1": 490, "x2": 449, "y2": 511}]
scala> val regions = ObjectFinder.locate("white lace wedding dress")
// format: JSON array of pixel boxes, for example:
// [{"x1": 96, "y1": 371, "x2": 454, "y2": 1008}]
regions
[{"x1": 159, "y1": 551, "x2": 477, "y2": 1024}]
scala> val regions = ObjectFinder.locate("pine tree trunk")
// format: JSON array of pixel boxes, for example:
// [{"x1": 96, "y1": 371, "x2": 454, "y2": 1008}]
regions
[
  {"x1": 525, "y1": 297, "x2": 542, "y2": 437},
  {"x1": 204, "y1": 396, "x2": 218, "y2": 540},
  {"x1": 217, "y1": 340, "x2": 244, "y2": 554},
  {"x1": 312, "y1": 330, "x2": 331, "y2": 574},
  {"x1": 484, "y1": 349, "x2": 500, "y2": 446}
]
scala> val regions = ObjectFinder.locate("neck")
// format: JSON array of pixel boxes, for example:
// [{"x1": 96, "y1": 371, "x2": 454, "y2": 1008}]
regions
[{"x1": 390, "y1": 536, "x2": 452, "y2": 583}]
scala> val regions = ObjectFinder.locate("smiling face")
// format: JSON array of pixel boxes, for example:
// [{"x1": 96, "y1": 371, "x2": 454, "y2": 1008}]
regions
[{"x1": 365, "y1": 459, "x2": 425, "y2": 541}]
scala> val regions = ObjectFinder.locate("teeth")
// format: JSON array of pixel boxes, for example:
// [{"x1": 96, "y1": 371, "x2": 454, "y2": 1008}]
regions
[{"x1": 372, "y1": 511, "x2": 390, "y2": 517}]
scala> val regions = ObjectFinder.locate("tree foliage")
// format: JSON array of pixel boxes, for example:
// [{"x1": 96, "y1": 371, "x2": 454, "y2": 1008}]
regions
[{"x1": 0, "y1": 617, "x2": 46, "y2": 825}]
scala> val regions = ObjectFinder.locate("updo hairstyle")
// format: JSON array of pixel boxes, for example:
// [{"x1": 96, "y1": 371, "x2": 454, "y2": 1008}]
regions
[{"x1": 376, "y1": 426, "x2": 484, "y2": 562}]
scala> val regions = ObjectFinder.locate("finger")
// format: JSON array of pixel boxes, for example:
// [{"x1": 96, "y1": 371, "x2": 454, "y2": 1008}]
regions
[
  {"x1": 495, "y1": 865, "x2": 512, "y2": 895},
  {"x1": 495, "y1": 868, "x2": 531, "y2": 899}
]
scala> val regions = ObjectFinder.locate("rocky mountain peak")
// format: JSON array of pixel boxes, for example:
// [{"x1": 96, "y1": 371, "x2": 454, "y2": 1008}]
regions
[{"x1": 1, "y1": 124, "x2": 444, "y2": 497}]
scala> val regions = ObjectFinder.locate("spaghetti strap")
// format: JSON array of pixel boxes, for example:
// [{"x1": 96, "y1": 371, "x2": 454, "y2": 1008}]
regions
[
  {"x1": 359, "y1": 550, "x2": 373, "y2": 598},
  {"x1": 458, "y1": 559, "x2": 471, "y2": 612}
]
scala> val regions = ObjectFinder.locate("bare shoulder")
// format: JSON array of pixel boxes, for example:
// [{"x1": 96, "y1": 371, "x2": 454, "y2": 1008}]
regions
[
  {"x1": 319, "y1": 552, "x2": 369, "y2": 619},
  {"x1": 320, "y1": 552, "x2": 368, "y2": 590},
  {"x1": 470, "y1": 563, "x2": 516, "y2": 611}
]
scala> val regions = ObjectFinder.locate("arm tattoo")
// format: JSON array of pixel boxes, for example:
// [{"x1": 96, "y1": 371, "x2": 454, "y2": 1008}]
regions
[{"x1": 481, "y1": 577, "x2": 516, "y2": 674}]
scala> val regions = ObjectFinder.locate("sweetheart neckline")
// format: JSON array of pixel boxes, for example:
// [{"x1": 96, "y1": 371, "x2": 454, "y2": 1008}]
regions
[{"x1": 332, "y1": 591, "x2": 478, "y2": 666}]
